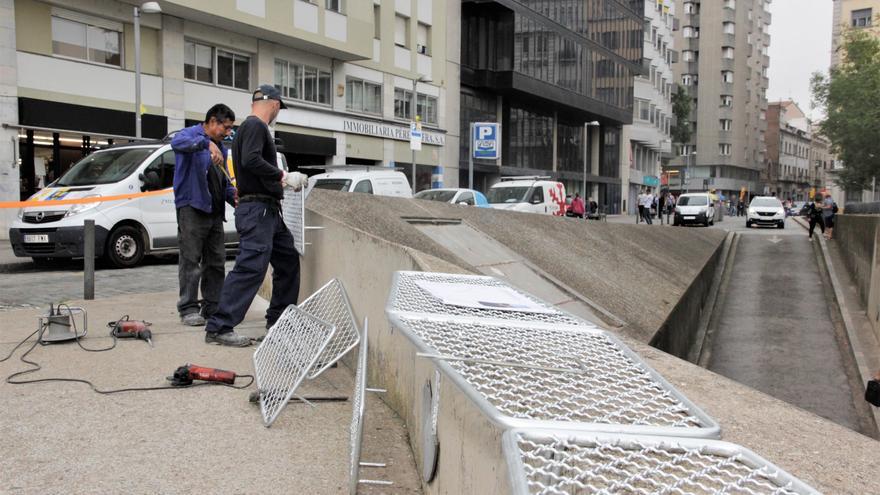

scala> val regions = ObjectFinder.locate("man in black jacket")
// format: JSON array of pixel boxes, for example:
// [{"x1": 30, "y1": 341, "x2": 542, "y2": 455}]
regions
[{"x1": 204, "y1": 84, "x2": 307, "y2": 346}]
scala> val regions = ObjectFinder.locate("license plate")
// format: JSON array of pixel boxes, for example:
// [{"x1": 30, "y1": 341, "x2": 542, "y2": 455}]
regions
[
  {"x1": 684, "y1": 216, "x2": 695, "y2": 220},
  {"x1": 24, "y1": 234, "x2": 49, "y2": 243}
]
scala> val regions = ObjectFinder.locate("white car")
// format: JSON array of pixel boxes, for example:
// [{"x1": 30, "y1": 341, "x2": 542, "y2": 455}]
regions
[
  {"x1": 413, "y1": 188, "x2": 490, "y2": 207},
  {"x1": 9, "y1": 141, "x2": 242, "y2": 268},
  {"x1": 746, "y1": 196, "x2": 786, "y2": 229},
  {"x1": 308, "y1": 167, "x2": 412, "y2": 198},
  {"x1": 673, "y1": 193, "x2": 717, "y2": 227},
  {"x1": 486, "y1": 177, "x2": 567, "y2": 216}
]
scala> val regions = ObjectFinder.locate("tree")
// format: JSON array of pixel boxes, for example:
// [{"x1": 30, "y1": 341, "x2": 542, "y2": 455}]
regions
[
  {"x1": 671, "y1": 85, "x2": 692, "y2": 150},
  {"x1": 811, "y1": 27, "x2": 880, "y2": 191}
]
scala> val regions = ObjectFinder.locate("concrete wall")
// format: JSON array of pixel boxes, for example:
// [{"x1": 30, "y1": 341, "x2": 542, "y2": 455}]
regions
[{"x1": 836, "y1": 214, "x2": 880, "y2": 342}]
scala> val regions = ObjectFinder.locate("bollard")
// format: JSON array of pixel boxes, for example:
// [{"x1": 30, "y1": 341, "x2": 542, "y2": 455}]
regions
[{"x1": 84, "y1": 219, "x2": 95, "y2": 300}]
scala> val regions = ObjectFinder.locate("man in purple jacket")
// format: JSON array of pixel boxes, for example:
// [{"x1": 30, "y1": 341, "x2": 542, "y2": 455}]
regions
[{"x1": 171, "y1": 104, "x2": 237, "y2": 326}]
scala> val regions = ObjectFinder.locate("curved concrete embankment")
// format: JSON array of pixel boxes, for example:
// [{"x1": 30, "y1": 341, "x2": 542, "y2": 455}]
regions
[{"x1": 297, "y1": 191, "x2": 879, "y2": 494}]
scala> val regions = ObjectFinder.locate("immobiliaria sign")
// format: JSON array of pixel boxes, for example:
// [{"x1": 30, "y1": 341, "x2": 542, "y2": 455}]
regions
[{"x1": 277, "y1": 106, "x2": 446, "y2": 146}]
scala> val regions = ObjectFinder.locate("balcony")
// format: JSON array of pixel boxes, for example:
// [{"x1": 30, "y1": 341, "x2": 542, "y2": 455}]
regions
[
  {"x1": 721, "y1": 58, "x2": 735, "y2": 72},
  {"x1": 721, "y1": 33, "x2": 736, "y2": 47}
]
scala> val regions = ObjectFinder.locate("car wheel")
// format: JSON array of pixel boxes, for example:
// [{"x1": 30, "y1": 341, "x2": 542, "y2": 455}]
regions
[
  {"x1": 105, "y1": 225, "x2": 145, "y2": 268},
  {"x1": 778, "y1": 221, "x2": 785, "y2": 229},
  {"x1": 746, "y1": 221, "x2": 751, "y2": 228}
]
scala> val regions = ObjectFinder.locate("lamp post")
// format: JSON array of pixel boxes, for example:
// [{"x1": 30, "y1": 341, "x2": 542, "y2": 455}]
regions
[
  {"x1": 134, "y1": 2, "x2": 161, "y2": 139},
  {"x1": 411, "y1": 75, "x2": 432, "y2": 193},
  {"x1": 685, "y1": 150, "x2": 696, "y2": 193},
  {"x1": 582, "y1": 121, "x2": 600, "y2": 201}
]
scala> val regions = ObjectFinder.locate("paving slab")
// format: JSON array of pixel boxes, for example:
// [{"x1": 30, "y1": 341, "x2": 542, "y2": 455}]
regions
[{"x1": 0, "y1": 291, "x2": 420, "y2": 494}]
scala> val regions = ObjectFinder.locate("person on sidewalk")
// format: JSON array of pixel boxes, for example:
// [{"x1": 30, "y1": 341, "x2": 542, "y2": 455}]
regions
[
  {"x1": 204, "y1": 85, "x2": 309, "y2": 347},
  {"x1": 171, "y1": 104, "x2": 237, "y2": 327},
  {"x1": 587, "y1": 197, "x2": 599, "y2": 219},
  {"x1": 570, "y1": 193, "x2": 585, "y2": 219},
  {"x1": 657, "y1": 192, "x2": 667, "y2": 225},
  {"x1": 806, "y1": 195, "x2": 825, "y2": 240},
  {"x1": 823, "y1": 193, "x2": 837, "y2": 240},
  {"x1": 636, "y1": 189, "x2": 645, "y2": 224},
  {"x1": 640, "y1": 187, "x2": 655, "y2": 224}
]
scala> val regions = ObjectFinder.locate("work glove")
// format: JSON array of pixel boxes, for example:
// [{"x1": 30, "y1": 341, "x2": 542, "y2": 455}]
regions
[{"x1": 283, "y1": 171, "x2": 309, "y2": 191}]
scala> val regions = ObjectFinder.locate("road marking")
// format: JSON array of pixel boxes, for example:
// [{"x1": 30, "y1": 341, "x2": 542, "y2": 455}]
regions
[{"x1": 768, "y1": 235, "x2": 782, "y2": 244}]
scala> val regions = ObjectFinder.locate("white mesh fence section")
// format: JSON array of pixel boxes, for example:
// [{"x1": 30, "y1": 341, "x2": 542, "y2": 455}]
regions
[
  {"x1": 349, "y1": 319, "x2": 368, "y2": 495},
  {"x1": 282, "y1": 188, "x2": 305, "y2": 255},
  {"x1": 397, "y1": 317, "x2": 708, "y2": 431},
  {"x1": 387, "y1": 271, "x2": 585, "y2": 326},
  {"x1": 300, "y1": 279, "x2": 361, "y2": 379},
  {"x1": 253, "y1": 304, "x2": 336, "y2": 427},
  {"x1": 507, "y1": 431, "x2": 817, "y2": 495}
]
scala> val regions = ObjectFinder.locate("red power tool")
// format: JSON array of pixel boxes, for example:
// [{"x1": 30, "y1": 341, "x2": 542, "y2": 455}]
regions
[
  {"x1": 108, "y1": 318, "x2": 153, "y2": 347},
  {"x1": 168, "y1": 364, "x2": 237, "y2": 387}
]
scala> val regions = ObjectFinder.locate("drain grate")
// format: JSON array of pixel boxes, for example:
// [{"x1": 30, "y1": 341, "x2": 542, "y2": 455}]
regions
[
  {"x1": 253, "y1": 304, "x2": 335, "y2": 427},
  {"x1": 386, "y1": 271, "x2": 585, "y2": 327},
  {"x1": 390, "y1": 316, "x2": 718, "y2": 438},
  {"x1": 299, "y1": 279, "x2": 360, "y2": 379},
  {"x1": 504, "y1": 430, "x2": 818, "y2": 495}
]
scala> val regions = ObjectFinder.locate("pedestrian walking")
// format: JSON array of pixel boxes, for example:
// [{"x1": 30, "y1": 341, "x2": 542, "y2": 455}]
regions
[
  {"x1": 203, "y1": 84, "x2": 309, "y2": 346},
  {"x1": 570, "y1": 193, "x2": 585, "y2": 219},
  {"x1": 171, "y1": 104, "x2": 237, "y2": 327},
  {"x1": 640, "y1": 187, "x2": 654, "y2": 224},
  {"x1": 822, "y1": 194, "x2": 837, "y2": 240},
  {"x1": 657, "y1": 191, "x2": 667, "y2": 225},
  {"x1": 636, "y1": 189, "x2": 645, "y2": 224},
  {"x1": 587, "y1": 197, "x2": 599, "y2": 219},
  {"x1": 806, "y1": 195, "x2": 825, "y2": 240}
]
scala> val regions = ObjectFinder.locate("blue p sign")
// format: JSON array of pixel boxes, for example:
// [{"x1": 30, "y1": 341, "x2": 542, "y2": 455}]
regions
[{"x1": 473, "y1": 123, "x2": 500, "y2": 160}]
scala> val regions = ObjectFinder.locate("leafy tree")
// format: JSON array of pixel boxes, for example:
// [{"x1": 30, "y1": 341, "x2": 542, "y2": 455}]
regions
[
  {"x1": 671, "y1": 85, "x2": 692, "y2": 149},
  {"x1": 811, "y1": 27, "x2": 880, "y2": 191}
]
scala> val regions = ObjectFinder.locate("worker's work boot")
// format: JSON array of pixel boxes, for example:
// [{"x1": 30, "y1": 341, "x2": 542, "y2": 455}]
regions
[
  {"x1": 181, "y1": 313, "x2": 206, "y2": 326},
  {"x1": 205, "y1": 331, "x2": 252, "y2": 347}
]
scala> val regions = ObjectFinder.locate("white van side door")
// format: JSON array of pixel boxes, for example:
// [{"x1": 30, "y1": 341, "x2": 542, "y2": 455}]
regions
[{"x1": 139, "y1": 149, "x2": 177, "y2": 249}]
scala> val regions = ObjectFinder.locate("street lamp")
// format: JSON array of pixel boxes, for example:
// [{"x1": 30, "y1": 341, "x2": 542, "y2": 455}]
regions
[
  {"x1": 685, "y1": 150, "x2": 696, "y2": 193},
  {"x1": 583, "y1": 121, "x2": 600, "y2": 202},
  {"x1": 411, "y1": 75, "x2": 432, "y2": 194},
  {"x1": 134, "y1": 2, "x2": 161, "y2": 139}
]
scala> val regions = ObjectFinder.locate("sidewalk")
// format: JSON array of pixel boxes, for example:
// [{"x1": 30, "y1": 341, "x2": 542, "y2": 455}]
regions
[
  {"x1": 792, "y1": 216, "x2": 880, "y2": 430},
  {"x1": 0, "y1": 291, "x2": 420, "y2": 493}
]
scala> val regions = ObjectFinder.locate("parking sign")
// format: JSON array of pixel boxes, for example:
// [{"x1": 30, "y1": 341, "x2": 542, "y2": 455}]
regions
[{"x1": 472, "y1": 123, "x2": 500, "y2": 160}]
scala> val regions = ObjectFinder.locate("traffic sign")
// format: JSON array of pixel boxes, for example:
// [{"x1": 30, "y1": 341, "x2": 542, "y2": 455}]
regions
[
  {"x1": 410, "y1": 120, "x2": 422, "y2": 151},
  {"x1": 472, "y1": 122, "x2": 500, "y2": 159}
]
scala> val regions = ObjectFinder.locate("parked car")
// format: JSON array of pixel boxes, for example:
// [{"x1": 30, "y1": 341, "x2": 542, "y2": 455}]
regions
[
  {"x1": 9, "y1": 140, "x2": 242, "y2": 268},
  {"x1": 414, "y1": 188, "x2": 490, "y2": 207},
  {"x1": 673, "y1": 192, "x2": 717, "y2": 227},
  {"x1": 486, "y1": 177, "x2": 567, "y2": 216},
  {"x1": 308, "y1": 167, "x2": 412, "y2": 198},
  {"x1": 746, "y1": 196, "x2": 786, "y2": 229}
]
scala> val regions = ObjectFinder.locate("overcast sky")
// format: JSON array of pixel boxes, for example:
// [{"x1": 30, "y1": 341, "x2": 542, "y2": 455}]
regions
[{"x1": 766, "y1": 0, "x2": 832, "y2": 120}]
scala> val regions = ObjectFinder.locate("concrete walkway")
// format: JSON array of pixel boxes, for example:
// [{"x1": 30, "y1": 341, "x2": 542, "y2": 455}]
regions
[{"x1": 0, "y1": 292, "x2": 420, "y2": 494}]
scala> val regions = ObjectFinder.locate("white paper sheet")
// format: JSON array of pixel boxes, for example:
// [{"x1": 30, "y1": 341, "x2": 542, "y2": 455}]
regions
[{"x1": 414, "y1": 280, "x2": 557, "y2": 315}]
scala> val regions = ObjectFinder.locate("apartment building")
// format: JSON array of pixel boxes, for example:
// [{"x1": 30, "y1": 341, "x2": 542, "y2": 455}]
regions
[
  {"x1": 0, "y1": 0, "x2": 455, "y2": 236},
  {"x1": 764, "y1": 101, "x2": 811, "y2": 201},
  {"x1": 668, "y1": 0, "x2": 771, "y2": 200},
  {"x1": 832, "y1": 0, "x2": 880, "y2": 67},
  {"x1": 459, "y1": 0, "x2": 644, "y2": 213},
  {"x1": 621, "y1": 0, "x2": 675, "y2": 214}
]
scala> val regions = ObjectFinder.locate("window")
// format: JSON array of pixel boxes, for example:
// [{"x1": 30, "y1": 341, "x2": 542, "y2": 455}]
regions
[
  {"x1": 719, "y1": 144, "x2": 731, "y2": 156},
  {"x1": 416, "y1": 94, "x2": 438, "y2": 125},
  {"x1": 275, "y1": 59, "x2": 332, "y2": 105},
  {"x1": 185, "y1": 41, "x2": 214, "y2": 83},
  {"x1": 684, "y1": 2, "x2": 698, "y2": 14},
  {"x1": 723, "y1": 22, "x2": 735, "y2": 35},
  {"x1": 721, "y1": 95, "x2": 733, "y2": 106},
  {"x1": 682, "y1": 74, "x2": 693, "y2": 86},
  {"x1": 852, "y1": 8, "x2": 872, "y2": 27},
  {"x1": 394, "y1": 15, "x2": 409, "y2": 48},
  {"x1": 458, "y1": 192, "x2": 475, "y2": 205},
  {"x1": 345, "y1": 77, "x2": 382, "y2": 115},
  {"x1": 636, "y1": 99, "x2": 650, "y2": 121},
  {"x1": 325, "y1": 0, "x2": 343, "y2": 14},
  {"x1": 373, "y1": 5, "x2": 381, "y2": 39},
  {"x1": 394, "y1": 88, "x2": 412, "y2": 119},
  {"x1": 51, "y1": 16, "x2": 121, "y2": 66},
  {"x1": 724, "y1": 0, "x2": 736, "y2": 9},
  {"x1": 722, "y1": 71, "x2": 734, "y2": 83},
  {"x1": 143, "y1": 151, "x2": 176, "y2": 190},
  {"x1": 217, "y1": 50, "x2": 250, "y2": 90},
  {"x1": 722, "y1": 47, "x2": 734, "y2": 59},
  {"x1": 720, "y1": 119, "x2": 732, "y2": 131},
  {"x1": 353, "y1": 179, "x2": 373, "y2": 194},
  {"x1": 682, "y1": 50, "x2": 695, "y2": 62},
  {"x1": 417, "y1": 23, "x2": 430, "y2": 55}
]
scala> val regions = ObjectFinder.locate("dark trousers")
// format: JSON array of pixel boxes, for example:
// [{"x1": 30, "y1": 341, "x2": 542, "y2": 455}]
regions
[
  {"x1": 176, "y1": 206, "x2": 225, "y2": 318},
  {"x1": 206, "y1": 201, "x2": 300, "y2": 334},
  {"x1": 809, "y1": 216, "x2": 825, "y2": 238},
  {"x1": 641, "y1": 206, "x2": 653, "y2": 224},
  {"x1": 637, "y1": 205, "x2": 644, "y2": 223}
]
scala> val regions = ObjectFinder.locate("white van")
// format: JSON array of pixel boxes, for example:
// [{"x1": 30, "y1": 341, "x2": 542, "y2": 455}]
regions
[
  {"x1": 673, "y1": 192, "x2": 717, "y2": 227},
  {"x1": 308, "y1": 167, "x2": 412, "y2": 198},
  {"x1": 486, "y1": 177, "x2": 567, "y2": 216},
  {"x1": 8, "y1": 140, "x2": 285, "y2": 268}
]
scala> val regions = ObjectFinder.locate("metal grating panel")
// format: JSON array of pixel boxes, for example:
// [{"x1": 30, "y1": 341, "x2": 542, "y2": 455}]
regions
[
  {"x1": 282, "y1": 187, "x2": 305, "y2": 255},
  {"x1": 253, "y1": 304, "x2": 336, "y2": 427},
  {"x1": 386, "y1": 271, "x2": 585, "y2": 326},
  {"x1": 300, "y1": 279, "x2": 361, "y2": 379},
  {"x1": 390, "y1": 315, "x2": 719, "y2": 438},
  {"x1": 504, "y1": 430, "x2": 819, "y2": 495},
  {"x1": 349, "y1": 318, "x2": 368, "y2": 495}
]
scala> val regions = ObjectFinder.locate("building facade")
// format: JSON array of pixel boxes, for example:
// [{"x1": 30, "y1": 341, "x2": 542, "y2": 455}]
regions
[
  {"x1": 0, "y1": 0, "x2": 456, "y2": 238},
  {"x1": 832, "y1": 0, "x2": 880, "y2": 67},
  {"x1": 668, "y1": 0, "x2": 771, "y2": 200},
  {"x1": 459, "y1": 0, "x2": 645, "y2": 213},
  {"x1": 621, "y1": 0, "x2": 675, "y2": 214}
]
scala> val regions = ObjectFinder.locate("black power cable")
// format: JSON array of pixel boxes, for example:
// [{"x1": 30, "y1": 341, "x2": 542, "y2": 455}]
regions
[{"x1": 1, "y1": 306, "x2": 254, "y2": 394}]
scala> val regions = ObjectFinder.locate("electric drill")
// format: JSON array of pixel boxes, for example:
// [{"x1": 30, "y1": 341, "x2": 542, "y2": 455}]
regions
[
  {"x1": 168, "y1": 364, "x2": 237, "y2": 387},
  {"x1": 108, "y1": 319, "x2": 153, "y2": 347}
]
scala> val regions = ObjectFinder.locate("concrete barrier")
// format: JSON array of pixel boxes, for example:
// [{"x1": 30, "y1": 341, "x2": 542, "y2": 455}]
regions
[{"x1": 835, "y1": 214, "x2": 880, "y2": 342}]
